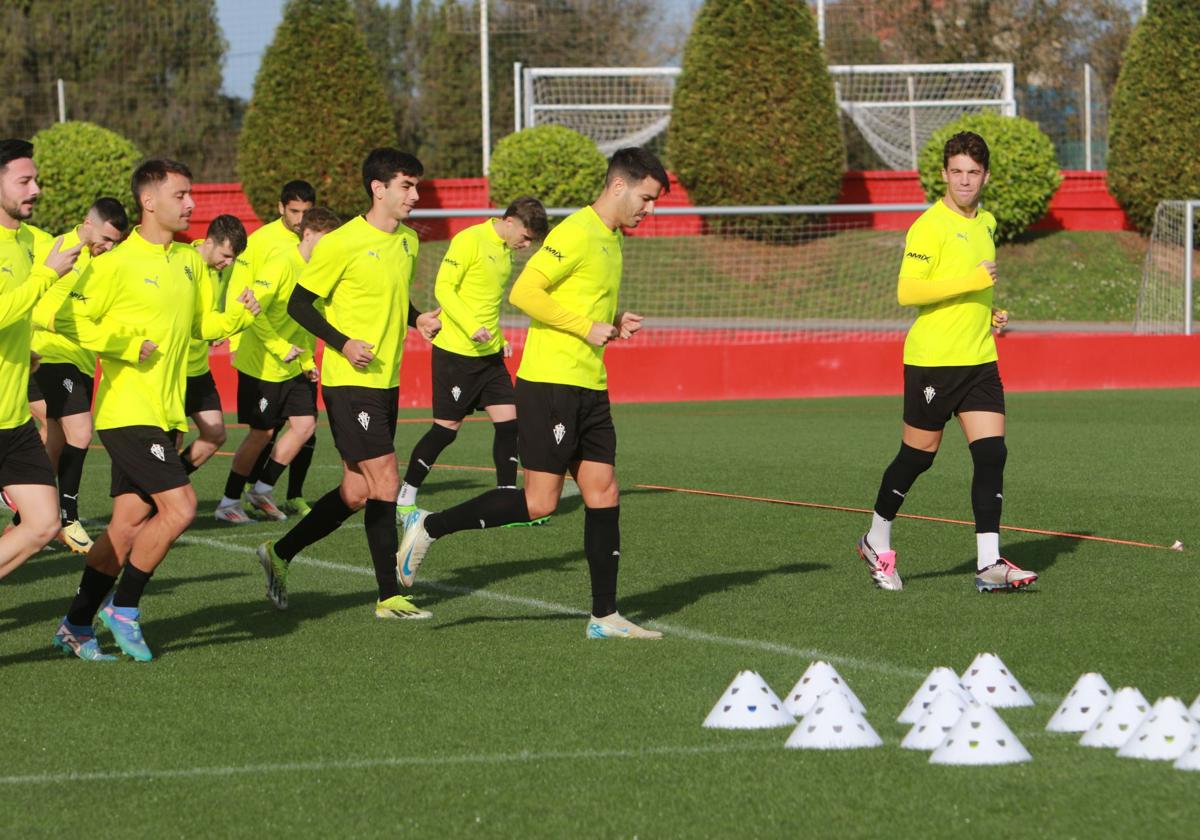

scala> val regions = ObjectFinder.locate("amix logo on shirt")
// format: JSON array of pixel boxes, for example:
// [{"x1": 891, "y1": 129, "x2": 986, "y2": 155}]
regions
[
  {"x1": 906, "y1": 251, "x2": 932, "y2": 262},
  {"x1": 542, "y1": 246, "x2": 565, "y2": 262}
]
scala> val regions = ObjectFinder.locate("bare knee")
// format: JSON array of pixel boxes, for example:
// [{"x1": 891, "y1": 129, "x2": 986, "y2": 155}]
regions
[{"x1": 525, "y1": 490, "x2": 559, "y2": 521}]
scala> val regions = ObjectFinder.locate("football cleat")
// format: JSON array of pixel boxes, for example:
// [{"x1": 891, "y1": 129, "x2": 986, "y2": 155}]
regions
[
  {"x1": 244, "y1": 490, "x2": 287, "y2": 521},
  {"x1": 975, "y1": 558, "x2": 1038, "y2": 592},
  {"x1": 281, "y1": 497, "x2": 311, "y2": 517},
  {"x1": 58, "y1": 519, "x2": 94, "y2": 554},
  {"x1": 857, "y1": 534, "x2": 902, "y2": 591},
  {"x1": 502, "y1": 515, "x2": 551, "y2": 528},
  {"x1": 214, "y1": 502, "x2": 254, "y2": 524},
  {"x1": 375, "y1": 594, "x2": 432, "y2": 620},
  {"x1": 52, "y1": 619, "x2": 117, "y2": 661},
  {"x1": 256, "y1": 541, "x2": 289, "y2": 610},
  {"x1": 98, "y1": 602, "x2": 153, "y2": 662},
  {"x1": 586, "y1": 612, "x2": 662, "y2": 640},
  {"x1": 395, "y1": 503, "x2": 418, "y2": 525},
  {"x1": 396, "y1": 509, "x2": 434, "y2": 587}
]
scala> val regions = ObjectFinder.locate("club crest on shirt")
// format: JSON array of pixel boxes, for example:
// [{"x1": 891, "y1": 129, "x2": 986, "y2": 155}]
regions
[
  {"x1": 62, "y1": 379, "x2": 73, "y2": 394},
  {"x1": 924, "y1": 386, "x2": 936, "y2": 404},
  {"x1": 150, "y1": 443, "x2": 166, "y2": 462},
  {"x1": 552, "y1": 422, "x2": 566, "y2": 445},
  {"x1": 258, "y1": 397, "x2": 268, "y2": 413},
  {"x1": 357, "y1": 411, "x2": 370, "y2": 430},
  {"x1": 451, "y1": 385, "x2": 462, "y2": 402}
]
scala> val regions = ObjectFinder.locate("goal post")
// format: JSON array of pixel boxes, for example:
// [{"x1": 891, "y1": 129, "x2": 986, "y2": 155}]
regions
[{"x1": 1136, "y1": 200, "x2": 1200, "y2": 335}]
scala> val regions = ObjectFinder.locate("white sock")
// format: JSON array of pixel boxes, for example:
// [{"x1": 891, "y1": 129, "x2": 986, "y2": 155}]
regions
[
  {"x1": 252, "y1": 480, "x2": 273, "y2": 495},
  {"x1": 976, "y1": 533, "x2": 1000, "y2": 570},
  {"x1": 867, "y1": 512, "x2": 892, "y2": 552},
  {"x1": 218, "y1": 496, "x2": 240, "y2": 508},
  {"x1": 398, "y1": 482, "x2": 418, "y2": 507}
]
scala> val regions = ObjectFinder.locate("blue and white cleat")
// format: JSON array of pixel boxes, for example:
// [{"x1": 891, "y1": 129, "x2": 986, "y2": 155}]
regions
[
  {"x1": 397, "y1": 508, "x2": 434, "y2": 587},
  {"x1": 98, "y1": 601, "x2": 154, "y2": 662},
  {"x1": 586, "y1": 612, "x2": 662, "y2": 640},
  {"x1": 53, "y1": 619, "x2": 117, "y2": 661}
]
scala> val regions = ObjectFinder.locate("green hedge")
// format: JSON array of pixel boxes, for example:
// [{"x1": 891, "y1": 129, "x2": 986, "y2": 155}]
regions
[
  {"x1": 667, "y1": 0, "x2": 844, "y2": 211},
  {"x1": 918, "y1": 113, "x2": 1061, "y2": 242},
  {"x1": 237, "y1": 0, "x2": 394, "y2": 221},
  {"x1": 30, "y1": 121, "x2": 140, "y2": 234},
  {"x1": 1108, "y1": 0, "x2": 1200, "y2": 232},
  {"x1": 488, "y1": 126, "x2": 607, "y2": 208}
]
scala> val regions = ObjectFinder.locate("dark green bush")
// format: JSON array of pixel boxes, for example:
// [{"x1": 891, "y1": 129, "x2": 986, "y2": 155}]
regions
[
  {"x1": 237, "y1": 0, "x2": 394, "y2": 221},
  {"x1": 31, "y1": 121, "x2": 140, "y2": 234},
  {"x1": 667, "y1": 0, "x2": 844, "y2": 211},
  {"x1": 918, "y1": 113, "x2": 1061, "y2": 242},
  {"x1": 488, "y1": 126, "x2": 607, "y2": 209},
  {"x1": 1108, "y1": 0, "x2": 1200, "y2": 232}
]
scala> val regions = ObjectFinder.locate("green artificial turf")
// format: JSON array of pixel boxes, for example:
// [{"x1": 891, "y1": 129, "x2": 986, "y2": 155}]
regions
[{"x1": 2, "y1": 389, "x2": 1197, "y2": 838}]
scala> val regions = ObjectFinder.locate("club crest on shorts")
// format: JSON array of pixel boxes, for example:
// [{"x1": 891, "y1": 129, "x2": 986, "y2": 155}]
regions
[
  {"x1": 357, "y1": 411, "x2": 370, "y2": 430},
  {"x1": 451, "y1": 385, "x2": 462, "y2": 402},
  {"x1": 258, "y1": 397, "x2": 268, "y2": 413},
  {"x1": 150, "y1": 443, "x2": 165, "y2": 462},
  {"x1": 552, "y1": 422, "x2": 566, "y2": 445},
  {"x1": 924, "y1": 385, "x2": 936, "y2": 404},
  {"x1": 62, "y1": 378, "x2": 73, "y2": 394}
]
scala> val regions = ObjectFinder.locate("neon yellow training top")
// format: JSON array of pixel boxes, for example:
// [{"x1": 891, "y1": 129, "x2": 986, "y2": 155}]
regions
[
  {"x1": 223, "y1": 218, "x2": 298, "y2": 354},
  {"x1": 232, "y1": 244, "x2": 316, "y2": 383},
  {"x1": 184, "y1": 239, "x2": 228, "y2": 377},
  {"x1": 31, "y1": 226, "x2": 97, "y2": 376},
  {"x1": 432, "y1": 220, "x2": 512, "y2": 357}
]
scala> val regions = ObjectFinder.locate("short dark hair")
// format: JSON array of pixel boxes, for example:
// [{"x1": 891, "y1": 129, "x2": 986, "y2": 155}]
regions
[
  {"x1": 503, "y1": 196, "x2": 549, "y2": 239},
  {"x1": 207, "y1": 214, "x2": 247, "y2": 255},
  {"x1": 130, "y1": 158, "x2": 192, "y2": 210},
  {"x1": 606, "y1": 147, "x2": 670, "y2": 193},
  {"x1": 89, "y1": 197, "x2": 128, "y2": 232},
  {"x1": 299, "y1": 206, "x2": 341, "y2": 237},
  {"x1": 0, "y1": 138, "x2": 34, "y2": 171},
  {"x1": 943, "y1": 131, "x2": 990, "y2": 171},
  {"x1": 362, "y1": 148, "x2": 423, "y2": 200},
  {"x1": 280, "y1": 180, "x2": 316, "y2": 205}
]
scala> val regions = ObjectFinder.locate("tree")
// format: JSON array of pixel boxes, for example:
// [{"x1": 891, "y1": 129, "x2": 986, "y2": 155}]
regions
[
  {"x1": 31, "y1": 121, "x2": 141, "y2": 234},
  {"x1": 0, "y1": 0, "x2": 236, "y2": 180},
  {"x1": 1107, "y1": 0, "x2": 1200, "y2": 232},
  {"x1": 353, "y1": 0, "x2": 420, "y2": 151},
  {"x1": 238, "y1": 0, "x2": 395, "y2": 221},
  {"x1": 414, "y1": 0, "x2": 481, "y2": 178},
  {"x1": 668, "y1": 0, "x2": 844, "y2": 212}
]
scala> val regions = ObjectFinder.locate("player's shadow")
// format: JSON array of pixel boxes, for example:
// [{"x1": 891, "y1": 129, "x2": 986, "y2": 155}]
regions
[
  {"x1": 619, "y1": 562, "x2": 829, "y2": 620},
  {"x1": 902, "y1": 532, "x2": 1084, "y2": 582},
  {"x1": 1, "y1": 552, "x2": 86, "y2": 587},
  {"x1": 418, "y1": 548, "x2": 583, "y2": 611}
]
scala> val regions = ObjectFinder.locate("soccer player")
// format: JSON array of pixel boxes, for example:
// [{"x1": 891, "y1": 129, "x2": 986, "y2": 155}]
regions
[
  {"x1": 255, "y1": 148, "x2": 440, "y2": 618},
  {"x1": 51, "y1": 159, "x2": 260, "y2": 662},
  {"x1": 396, "y1": 147, "x2": 669, "y2": 640},
  {"x1": 179, "y1": 215, "x2": 248, "y2": 475},
  {"x1": 25, "y1": 197, "x2": 128, "y2": 553},
  {"x1": 396, "y1": 197, "x2": 548, "y2": 518},
  {"x1": 0, "y1": 138, "x2": 82, "y2": 580},
  {"x1": 856, "y1": 131, "x2": 1036, "y2": 594},
  {"x1": 226, "y1": 180, "x2": 318, "y2": 517},
  {"x1": 215, "y1": 207, "x2": 340, "y2": 524}
]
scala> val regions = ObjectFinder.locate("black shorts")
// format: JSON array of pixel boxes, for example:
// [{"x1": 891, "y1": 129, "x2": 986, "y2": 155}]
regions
[
  {"x1": 0, "y1": 420, "x2": 56, "y2": 488},
  {"x1": 33, "y1": 362, "x2": 94, "y2": 419},
  {"x1": 323, "y1": 385, "x2": 398, "y2": 464},
  {"x1": 903, "y1": 362, "x2": 1005, "y2": 431},
  {"x1": 431, "y1": 346, "x2": 515, "y2": 422},
  {"x1": 237, "y1": 371, "x2": 317, "y2": 430},
  {"x1": 98, "y1": 426, "x2": 190, "y2": 500},
  {"x1": 515, "y1": 378, "x2": 616, "y2": 475},
  {"x1": 185, "y1": 371, "x2": 223, "y2": 416},
  {"x1": 27, "y1": 373, "x2": 43, "y2": 404}
]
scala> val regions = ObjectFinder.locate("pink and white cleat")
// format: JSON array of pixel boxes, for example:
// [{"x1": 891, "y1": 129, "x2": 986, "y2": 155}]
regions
[{"x1": 857, "y1": 534, "x2": 903, "y2": 591}]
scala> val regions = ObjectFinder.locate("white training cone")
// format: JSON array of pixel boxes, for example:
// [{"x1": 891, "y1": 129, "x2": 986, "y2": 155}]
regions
[
  {"x1": 785, "y1": 689, "x2": 882, "y2": 750},
  {"x1": 1189, "y1": 693, "x2": 1200, "y2": 721},
  {"x1": 960, "y1": 653, "x2": 1034, "y2": 708},
  {"x1": 783, "y1": 661, "x2": 866, "y2": 717},
  {"x1": 898, "y1": 666, "x2": 972, "y2": 724},
  {"x1": 1117, "y1": 697, "x2": 1200, "y2": 761},
  {"x1": 901, "y1": 692, "x2": 970, "y2": 751},
  {"x1": 929, "y1": 703, "x2": 1032, "y2": 765},
  {"x1": 1175, "y1": 738, "x2": 1200, "y2": 771},
  {"x1": 1079, "y1": 686, "x2": 1150, "y2": 748},
  {"x1": 702, "y1": 671, "x2": 795, "y2": 730},
  {"x1": 1045, "y1": 672, "x2": 1114, "y2": 733}
]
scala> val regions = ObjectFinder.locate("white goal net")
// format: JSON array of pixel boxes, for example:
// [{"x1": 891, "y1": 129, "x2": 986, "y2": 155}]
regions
[
  {"x1": 516, "y1": 63, "x2": 1015, "y2": 167},
  {"x1": 1135, "y1": 200, "x2": 1200, "y2": 335}
]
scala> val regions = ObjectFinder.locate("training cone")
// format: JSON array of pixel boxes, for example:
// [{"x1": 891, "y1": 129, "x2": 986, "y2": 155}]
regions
[
  {"x1": 929, "y1": 703, "x2": 1032, "y2": 765},
  {"x1": 1116, "y1": 697, "x2": 1200, "y2": 761},
  {"x1": 785, "y1": 689, "x2": 882, "y2": 750},
  {"x1": 702, "y1": 671, "x2": 795, "y2": 730},
  {"x1": 1079, "y1": 686, "x2": 1150, "y2": 748},
  {"x1": 1045, "y1": 672, "x2": 1114, "y2": 733},
  {"x1": 960, "y1": 653, "x2": 1034, "y2": 708},
  {"x1": 901, "y1": 692, "x2": 970, "y2": 751},
  {"x1": 783, "y1": 660, "x2": 866, "y2": 717},
  {"x1": 1175, "y1": 738, "x2": 1200, "y2": 771},
  {"x1": 898, "y1": 666, "x2": 972, "y2": 724}
]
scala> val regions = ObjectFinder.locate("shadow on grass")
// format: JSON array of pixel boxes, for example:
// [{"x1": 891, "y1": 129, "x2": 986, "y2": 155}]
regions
[
  {"x1": 903, "y1": 531, "x2": 1084, "y2": 582},
  {"x1": 421, "y1": 548, "x2": 584, "y2": 612}
]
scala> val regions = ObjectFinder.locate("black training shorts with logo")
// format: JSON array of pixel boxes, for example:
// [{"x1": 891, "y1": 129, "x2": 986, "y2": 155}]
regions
[
  {"x1": 236, "y1": 371, "x2": 317, "y2": 431},
  {"x1": 323, "y1": 385, "x2": 399, "y2": 464},
  {"x1": 515, "y1": 378, "x2": 616, "y2": 475},
  {"x1": 431, "y1": 345, "x2": 515, "y2": 422},
  {"x1": 0, "y1": 420, "x2": 56, "y2": 488},
  {"x1": 33, "y1": 362, "x2": 94, "y2": 419},
  {"x1": 98, "y1": 425, "x2": 190, "y2": 500},
  {"x1": 903, "y1": 362, "x2": 1005, "y2": 432}
]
